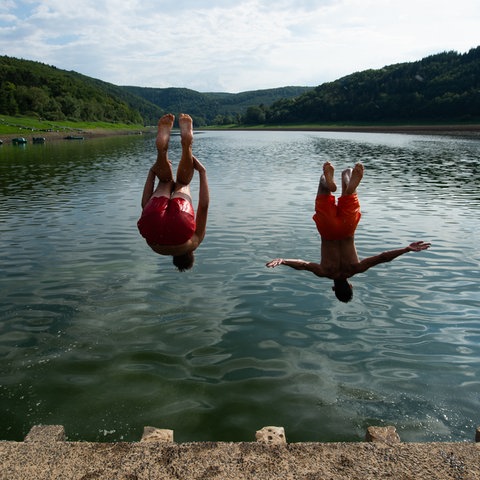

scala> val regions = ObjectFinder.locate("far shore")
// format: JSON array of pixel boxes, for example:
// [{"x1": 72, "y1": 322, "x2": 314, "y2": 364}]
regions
[
  {"x1": 1, "y1": 123, "x2": 479, "y2": 144},
  {"x1": 219, "y1": 123, "x2": 480, "y2": 137}
]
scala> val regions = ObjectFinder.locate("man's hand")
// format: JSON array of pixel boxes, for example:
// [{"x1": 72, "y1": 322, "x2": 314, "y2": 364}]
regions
[
  {"x1": 193, "y1": 155, "x2": 206, "y2": 173},
  {"x1": 266, "y1": 258, "x2": 284, "y2": 268},
  {"x1": 407, "y1": 241, "x2": 431, "y2": 252}
]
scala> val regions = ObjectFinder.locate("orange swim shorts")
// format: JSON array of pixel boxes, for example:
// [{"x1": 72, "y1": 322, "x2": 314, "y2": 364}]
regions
[
  {"x1": 137, "y1": 196, "x2": 196, "y2": 246},
  {"x1": 312, "y1": 193, "x2": 361, "y2": 241}
]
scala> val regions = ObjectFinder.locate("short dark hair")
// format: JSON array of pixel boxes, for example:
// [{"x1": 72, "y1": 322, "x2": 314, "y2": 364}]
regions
[
  {"x1": 172, "y1": 252, "x2": 195, "y2": 272},
  {"x1": 333, "y1": 279, "x2": 353, "y2": 303}
]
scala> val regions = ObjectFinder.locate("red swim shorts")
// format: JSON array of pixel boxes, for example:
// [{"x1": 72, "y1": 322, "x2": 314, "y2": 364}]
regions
[
  {"x1": 312, "y1": 193, "x2": 361, "y2": 241},
  {"x1": 137, "y1": 196, "x2": 196, "y2": 246}
]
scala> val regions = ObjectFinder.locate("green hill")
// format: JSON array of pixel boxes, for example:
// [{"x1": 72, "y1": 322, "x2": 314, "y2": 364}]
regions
[
  {"x1": 1, "y1": 47, "x2": 479, "y2": 128},
  {"x1": 121, "y1": 86, "x2": 313, "y2": 125},
  {"x1": 0, "y1": 55, "x2": 312, "y2": 127},
  {"x1": 0, "y1": 56, "x2": 163, "y2": 125},
  {"x1": 261, "y1": 47, "x2": 480, "y2": 125}
]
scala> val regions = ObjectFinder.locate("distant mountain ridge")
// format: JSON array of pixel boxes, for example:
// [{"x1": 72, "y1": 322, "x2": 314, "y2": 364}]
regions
[
  {"x1": 0, "y1": 55, "x2": 162, "y2": 125},
  {"x1": 121, "y1": 85, "x2": 313, "y2": 126},
  {"x1": 0, "y1": 55, "x2": 312, "y2": 126},
  {"x1": 260, "y1": 46, "x2": 480, "y2": 125},
  {"x1": 1, "y1": 47, "x2": 479, "y2": 126}
]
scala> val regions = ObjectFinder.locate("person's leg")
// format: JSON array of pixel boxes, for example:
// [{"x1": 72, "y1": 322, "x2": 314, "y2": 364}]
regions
[
  {"x1": 313, "y1": 162, "x2": 337, "y2": 238},
  {"x1": 337, "y1": 163, "x2": 363, "y2": 240},
  {"x1": 341, "y1": 167, "x2": 352, "y2": 196},
  {"x1": 317, "y1": 161, "x2": 337, "y2": 195},
  {"x1": 151, "y1": 114, "x2": 175, "y2": 182},
  {"x1": 175, "y1": 114, "x2": 194, "y2": 189},
  {"x1": 342, "y1": 162, "x2": 364, "y2": 196}
]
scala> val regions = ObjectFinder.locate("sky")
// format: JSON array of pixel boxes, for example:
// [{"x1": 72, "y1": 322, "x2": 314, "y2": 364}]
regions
[{"x1": 1, "y1": 0, "x2": 479, "y2": 93}]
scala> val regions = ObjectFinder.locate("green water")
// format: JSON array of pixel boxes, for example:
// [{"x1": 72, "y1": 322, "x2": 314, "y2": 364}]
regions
[{"x1": 0, "y1": 131, "x2": 479, "y2": 442}]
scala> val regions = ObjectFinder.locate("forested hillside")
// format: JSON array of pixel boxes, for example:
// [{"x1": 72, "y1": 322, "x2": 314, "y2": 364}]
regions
[
  {"x1": 1, "y1": 47, "x2": 478, "y2": 127},
  {"x1": 122, "y1": 86, "x2": 312, "y2": 125},
  {"x1": 0, "y1": 55, "x2": 311, "y2": 126},
  {"x1": 255, "y1": 47, "x2": 480, "y2": 125},
  {"x1": 0, "y1": 56, "x2": 163, "y2": 125}
]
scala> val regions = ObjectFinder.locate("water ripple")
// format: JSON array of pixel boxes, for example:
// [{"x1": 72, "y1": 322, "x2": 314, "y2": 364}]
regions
[{"x1": 1, "y1": 131, "x2": 479, "y2": 442}]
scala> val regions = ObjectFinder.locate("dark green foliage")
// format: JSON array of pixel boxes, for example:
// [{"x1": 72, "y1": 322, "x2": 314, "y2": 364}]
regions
[
  {"x1": 0, "y1": 56, "x2": 162, "y2": 124},
  {"x1": 121, "y1": 85, "x2": 312, "y2": 126},
  {"x1": 1, "y1": 47, "x2": 478, "y2": 127},
  {"x1": 263, "y1": 47, "x2": 480, "y2": 125}
]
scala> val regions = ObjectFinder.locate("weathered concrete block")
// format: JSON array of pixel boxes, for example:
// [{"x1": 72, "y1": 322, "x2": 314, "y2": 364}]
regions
[
  {"x1": 365, "y1": 426, "x2": 400, "y2": 444},
  {"x1": 140, "y1": 426, "x2": 174, "y2": 443},
  {"x1": 255, "y1": 426, "x2": 287, "y2": 445},
  {"x1": 24, "y1": 425, "x2": 66, "y2": 442}
]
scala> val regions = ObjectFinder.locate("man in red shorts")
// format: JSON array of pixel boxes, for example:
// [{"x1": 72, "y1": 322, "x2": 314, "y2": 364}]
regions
[
  {"x1": 266, "y1": 162, "x2": 430, "y2": 302},
  {"x1": 138, "y1": 113, "x2": 209, "y2": 271}
]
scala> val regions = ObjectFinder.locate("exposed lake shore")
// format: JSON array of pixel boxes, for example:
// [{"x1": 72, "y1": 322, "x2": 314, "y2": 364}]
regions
[
  {"x1": 0, "y1": 128, "x2": 148, "y2": 143},
  {"x1": 1, "y1": 123, "x2": 480, "y2": 144},
  {"x1": 226, "y1": 123, "x2": 480, "y2": 137}
]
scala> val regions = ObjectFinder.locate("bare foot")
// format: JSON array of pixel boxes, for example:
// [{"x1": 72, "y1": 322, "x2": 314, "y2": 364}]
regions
[
  {"x1": 156, "y1": 113, "x2": 175, "y2": 152},
  {"x1": 179, "y1": 113, "x2": 193, "y2": 147},
  {"x1": 344, "y1": 163, "x2": 364, "y2": 195},
  {"x1": 323, "y1": 162, "x2": 337, "y2": 192}
]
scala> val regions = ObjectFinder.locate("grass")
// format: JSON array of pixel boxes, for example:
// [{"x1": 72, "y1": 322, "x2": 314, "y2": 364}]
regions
[{"x1": 0, "y1": 115, "x2": 146, "y2": 135}]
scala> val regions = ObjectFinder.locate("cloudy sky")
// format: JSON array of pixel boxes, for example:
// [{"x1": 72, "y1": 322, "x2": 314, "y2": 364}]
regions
[{"x1": 1, "y1": 0, "x2": 478, "y2": 93}]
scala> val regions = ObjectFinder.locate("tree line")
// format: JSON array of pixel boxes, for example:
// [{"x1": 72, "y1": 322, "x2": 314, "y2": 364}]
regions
[
  {"x1": 0, "y1": 55, "x2": 310, "y2": 126},
  {"x1": 1, "y1": 47, "x2": 478, "y2": 127},
  {"x1": 0, "y1": 56, "x2": 161, "y2": 124},
  {"x1": 122, "y1": 85, "x2": 312, "y2": 126},
  {"x1": 243, "y1": 47, "x2": 480, "y2": 125}
]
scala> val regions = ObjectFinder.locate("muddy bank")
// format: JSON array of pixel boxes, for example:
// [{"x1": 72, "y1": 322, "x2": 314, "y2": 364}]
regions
[
  {"x1": 229, "y1": 123, "x2": 480, "y2": 137},
  {"x1": 2, "y1": 124, "x2": 479, "y2": 145}
]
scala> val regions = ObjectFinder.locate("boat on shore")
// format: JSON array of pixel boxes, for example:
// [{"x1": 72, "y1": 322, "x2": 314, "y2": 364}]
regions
[
  {"x1": 33, "y1": 137, "x2": 46, "y2": 144},
  {"x1": 64, "y1": 135, "x2": 84, "y2": 140},
  {"x1": 12, "y1": 137, "x2": 27, "y2": 145}
]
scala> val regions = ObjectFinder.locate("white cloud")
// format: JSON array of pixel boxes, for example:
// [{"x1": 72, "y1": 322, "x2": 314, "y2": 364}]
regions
[{"x1": 0, "y1": 0, "x2": 478, "y2": 92}]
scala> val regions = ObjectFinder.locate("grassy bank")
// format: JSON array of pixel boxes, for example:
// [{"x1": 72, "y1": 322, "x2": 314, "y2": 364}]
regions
[
  {"x1": 2, "y1": 115, "x2": 479, "y2": 141},
  {"x1": 0, "y1": 115, "x2": 149, "y2": 140}
]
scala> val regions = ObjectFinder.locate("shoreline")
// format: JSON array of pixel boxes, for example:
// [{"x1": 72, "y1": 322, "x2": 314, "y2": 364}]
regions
[
  {"x1": 2, "y1": 424, "x2": 480, "y2": 479},
  {"x1": 0, "y1": 128, "x2": 150, "y2": 144},
  {"x1": 220, "y1": 123, "x2": 480, "y2": 137},
  {"x1": 1, "y1": 124, "x2": 480, "y2": 144}
]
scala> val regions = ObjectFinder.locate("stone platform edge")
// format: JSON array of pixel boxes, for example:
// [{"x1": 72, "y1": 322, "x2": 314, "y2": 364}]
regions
[{"x1": 1, "y1": 424, "x2": 480, "y2": 480}]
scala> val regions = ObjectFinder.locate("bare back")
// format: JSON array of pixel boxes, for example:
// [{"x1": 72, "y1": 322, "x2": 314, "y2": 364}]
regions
[
  {"x1": 319, "y1": 236, "x2": 360, "y2": 279},
  {"x1": 148, "y1": 235, "x2": 200, "y2": 256}
]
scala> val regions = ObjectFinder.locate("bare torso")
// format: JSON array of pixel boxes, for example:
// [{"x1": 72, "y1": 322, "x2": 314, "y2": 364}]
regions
[{"x1": 319, "y1": 236, "x2": 360, "y2": 279}]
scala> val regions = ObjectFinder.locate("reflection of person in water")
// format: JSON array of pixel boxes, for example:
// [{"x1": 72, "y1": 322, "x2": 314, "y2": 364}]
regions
[
  {"x1": 266, "y1": 161, "x2": 431, "y2": 302},
  {"x1": 137, "y1": 114, "x2": 209, "y2": 271}
]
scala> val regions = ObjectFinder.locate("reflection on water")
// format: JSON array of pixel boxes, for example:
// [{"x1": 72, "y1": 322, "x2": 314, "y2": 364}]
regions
[{"x1": 0, "y1": 131, "x2": 479, "y2": 442}]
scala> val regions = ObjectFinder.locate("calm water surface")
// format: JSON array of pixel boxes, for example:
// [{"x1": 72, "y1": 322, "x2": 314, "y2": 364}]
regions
[{"x1": 0, "y1": 131, "x2": 479, "y2": 442}]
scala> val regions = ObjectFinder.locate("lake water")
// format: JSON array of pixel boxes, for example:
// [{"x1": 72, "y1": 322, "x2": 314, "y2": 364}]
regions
[{"x1": 0, "y1": 130, "x2": 479, "y2": 443}]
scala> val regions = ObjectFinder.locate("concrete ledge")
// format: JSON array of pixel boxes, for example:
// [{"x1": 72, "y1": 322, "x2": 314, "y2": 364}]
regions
[
  {"x1": 24, "y1": 425, "x2": 66, "y2": 443},
  {"x1": 1, "y1": 425, "x2": 480, "y2": 479}
]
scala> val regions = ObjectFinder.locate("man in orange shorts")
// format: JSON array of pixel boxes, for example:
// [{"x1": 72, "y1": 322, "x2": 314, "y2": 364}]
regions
[
  {"x1": 137, "y1": 113, "x2": 209, "y2": 271},
  {"x1": 266, "y1": 162, "x2": 430, "y2": 302}
]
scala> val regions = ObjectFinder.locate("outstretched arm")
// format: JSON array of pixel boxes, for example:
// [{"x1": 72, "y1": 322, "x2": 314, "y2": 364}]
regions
[
  {"x1": 266, "y1": 258, "x2": 325, "y2": 276},
  {"x1": 354, "y1": 241, "x2": 431, "y2": 274},
  {"x1": 141, "y1": 168, "x2": 156, "y2": 209},
  {"x1": 192, "y1": 156, "x2": 209, "y2": 244}
]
